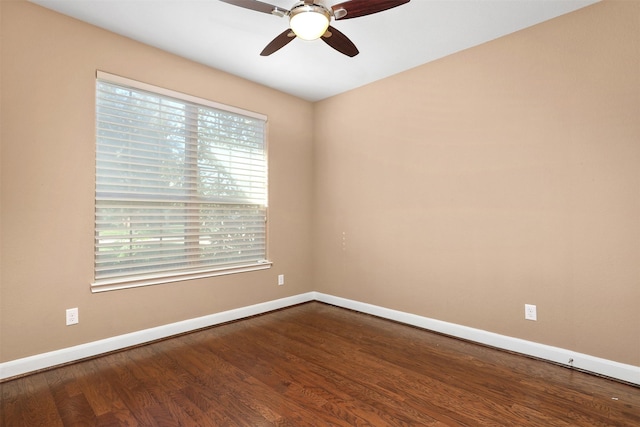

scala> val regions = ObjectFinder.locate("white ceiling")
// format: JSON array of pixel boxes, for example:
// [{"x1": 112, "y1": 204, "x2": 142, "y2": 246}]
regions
[{"x1": 29, "y1": 0, "x2": 600, "y2": 101}]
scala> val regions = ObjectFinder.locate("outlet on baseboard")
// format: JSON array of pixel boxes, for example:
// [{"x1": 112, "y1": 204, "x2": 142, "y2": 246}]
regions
[
  {"x1": 525, "y1": 304, "x2": 537, "y2": 321},
  {"x1": 66, "y1": 307, "x2": 79, "y2": 326}
]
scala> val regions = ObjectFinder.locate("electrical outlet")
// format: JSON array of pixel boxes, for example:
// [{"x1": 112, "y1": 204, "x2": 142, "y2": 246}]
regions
[
  {"x1": 66, "y1": 307, "x2": 79, "y2": 326},
  {"x1": 278, "y1": 274, "x2": 285, "y2": 286},
  {"x1": 524, "y1": 304, "x2": 537, "y2": 321}
]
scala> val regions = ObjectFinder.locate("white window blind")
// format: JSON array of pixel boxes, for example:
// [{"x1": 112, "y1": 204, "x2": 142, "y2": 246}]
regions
[{"x1": 93, "y1": 71, "x2": 270, "y2": 292}]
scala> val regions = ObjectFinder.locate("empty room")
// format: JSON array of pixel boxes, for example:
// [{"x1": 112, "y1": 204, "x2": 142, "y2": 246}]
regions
[{"x1": 1, "y1": 0, "x2": 638, "y2": 425}]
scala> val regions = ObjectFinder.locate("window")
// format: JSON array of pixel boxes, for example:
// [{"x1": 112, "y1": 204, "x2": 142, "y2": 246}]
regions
[{"x1": 93, "y1": 71, "x2": 270, "y2": 292}]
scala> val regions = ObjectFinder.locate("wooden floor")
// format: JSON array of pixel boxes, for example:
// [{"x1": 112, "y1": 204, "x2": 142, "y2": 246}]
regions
[{"x1": 2, "y1": 302, "x2": 639, "y2": 426}]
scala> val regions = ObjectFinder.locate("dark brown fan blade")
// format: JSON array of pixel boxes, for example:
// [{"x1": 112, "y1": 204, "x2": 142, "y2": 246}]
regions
[
  {"x1": 219, "y1": 0, "x2": 285, "y2": 15},
  {"x1": 260, "y1": 29, "x2": 296, "y2": 56},
  {"x1": 332, "y1": 0, "x2": 410, "y2": 20},
  {"x1": 321, "y1": 26, "x2": 359, "y2": 57}
]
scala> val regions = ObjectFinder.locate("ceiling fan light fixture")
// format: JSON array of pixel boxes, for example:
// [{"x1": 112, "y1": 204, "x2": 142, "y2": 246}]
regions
[{"x1": 289, "y1": 4, "x2": 331, "y2": 41}]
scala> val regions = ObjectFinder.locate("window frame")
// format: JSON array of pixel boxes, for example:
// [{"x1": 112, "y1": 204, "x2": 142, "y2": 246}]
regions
[{"x1": 92, "y1": 71, "x2": 271, "y2": 293}]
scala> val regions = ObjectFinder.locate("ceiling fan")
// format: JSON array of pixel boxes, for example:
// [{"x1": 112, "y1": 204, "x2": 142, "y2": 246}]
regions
[{"x1": 219, "y1": 0, "x2": 411, "y2": 57}]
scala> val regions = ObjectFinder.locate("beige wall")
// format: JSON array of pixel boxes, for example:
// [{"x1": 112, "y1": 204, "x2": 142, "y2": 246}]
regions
[
  {"x1": 1, "y1": 0, "x2": 638, "y2": 369},
  {"x1": 313, "y1": 0, "x2": 639, "y2": 366},
  {"x1": 0, "y1": 0, "x2": 314, "y2": 362}
]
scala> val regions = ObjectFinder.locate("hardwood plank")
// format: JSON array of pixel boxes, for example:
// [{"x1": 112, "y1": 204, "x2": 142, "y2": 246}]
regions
[
  {"x1": 1, "y1": 374, "x2": 65, "y2": 427},
  {"x1": 45, "y1": 367, "x2": 97, "y2": 426},
  {"x1": 0, "y1": 380, "x2": 26, "y2": 426},
  {"x1": 1, "y1": 301, "x2": 638, "y2": 426},
  {"x1": 72, "y1": 359, "x2": 137, "y2": 425}
]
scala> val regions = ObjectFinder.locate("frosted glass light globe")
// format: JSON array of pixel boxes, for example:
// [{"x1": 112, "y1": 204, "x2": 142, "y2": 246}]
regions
[{"x1": 290, "y1": 6, "x2": 330, "y2": 41}]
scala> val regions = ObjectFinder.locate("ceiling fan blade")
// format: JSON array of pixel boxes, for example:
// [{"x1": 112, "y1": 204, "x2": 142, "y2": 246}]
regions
[
  {"x1": 332, "y1": 0, "x2": 410, "y2": 20},
  {"x1": 321, "y1": 26, "x2": 359, "y2": 57},
  {"x1": 260, "y1": 29, "x2": 296, "y2": 56},
  {"x1": 219, "y1": 0, "x2": 286, "y2": 15}
]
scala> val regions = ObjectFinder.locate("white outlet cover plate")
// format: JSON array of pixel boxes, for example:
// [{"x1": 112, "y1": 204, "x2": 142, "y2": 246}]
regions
[
  {"x1": 66, "y1": 308, "x2": 79, "y2": 325},
  {"x1": 525, "y1": 304, "x2": 537, "y2": 321}
]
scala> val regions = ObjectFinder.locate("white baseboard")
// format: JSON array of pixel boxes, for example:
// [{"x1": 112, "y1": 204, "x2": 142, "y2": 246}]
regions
[
  {"x1": 312, "y1": 292, "x2": 640, "y2": 386},
  {"x1": 0, "y1": 293, "x2": 315, "y2": 381},
  {"x1": 2, "y1": 291, "x2": 638, "y2": 386}
]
